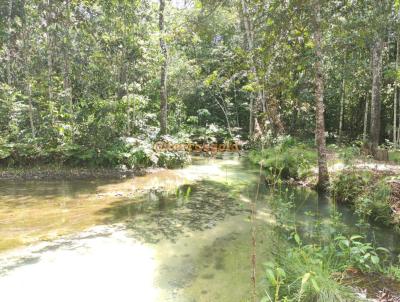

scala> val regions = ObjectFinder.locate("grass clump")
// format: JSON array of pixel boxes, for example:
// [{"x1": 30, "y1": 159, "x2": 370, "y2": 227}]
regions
[
  {"x1": 331, "y1": 171, "x2": 372, "y2": 203},
  {"x1": 389, "y1": 150, "x2": 400, "y2": 164},
  {"x1": 264, "y1": 188, "x2": 394, "y2": 302},
  {"x1": 354, "y1": 180, "x2": 392, "y2": 226},
  {"x1": 263, "y1": 234, "x2": 390, "y2": 302},
  {"x1": 249, "y1": 136, "x2": 317, "y2": 180},
  {"x1": 332, "y1": 171, "x2": 394, "y2": 227}
]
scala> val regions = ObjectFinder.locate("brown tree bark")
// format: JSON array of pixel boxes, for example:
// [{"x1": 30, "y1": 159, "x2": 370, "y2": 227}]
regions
[
  {"x1": 240, "y1": 0, "x2": 261, "y2": 137},
  {"x1": 7, "y1": 0, "x2": 13, "y2": 86},
  {"x1": 46, "y1": 0, "x2": 53, "y2": 103},
  {"x1": 370, "y1": 38, "x2": 383, "y2": 153},
  {"x1": 159, "y1": 0, "x2": 168, "y2": 135},
  {"x1": 338, "y1": 77, "x2": 345, "y2": 145},
  {"x1": 63, "y1": 0, "x2": 73, "y2": 116},
  {"x1": 313, "y1": 0, "x2": 329, "y2": 190},
  {"x1": 363, "y1": 93, "x2": 369, "y2": 142},
  {"x1": 22, "y1": 5, "x2": 36, "y2": 138},
  {"x1": 394, "y1": 39, "x2": 399, "y2": 148}
]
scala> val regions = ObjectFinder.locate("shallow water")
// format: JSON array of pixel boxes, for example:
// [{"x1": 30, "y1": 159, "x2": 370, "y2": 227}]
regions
[{"x1": 0, "y1": 154, "x2": 399, "y2": 301}]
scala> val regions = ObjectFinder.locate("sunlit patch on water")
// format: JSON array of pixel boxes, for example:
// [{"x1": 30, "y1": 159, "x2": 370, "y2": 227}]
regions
[{"x1": 0, "y1": 227, "x2": 160, "y2": 302}]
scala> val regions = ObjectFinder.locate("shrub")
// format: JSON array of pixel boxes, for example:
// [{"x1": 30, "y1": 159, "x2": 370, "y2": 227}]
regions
[
  {"x1": 331, "y1": 171, "x2": 372, "y2": 203},
  {"x1": 354, "y1": 181, "x2": 392, "y2": 225},
  {"x1": 249, "y1": 137, "x2": 317, "y2": 180},
  {"x1": 389, "y1": 150, "x2": 400, "y2": 164},
  {"x1": 264, "y1": 241, "x2": 355, "y2": 301},
  {"x1": 263, "y1": 234, "x2": 389, "y2": 302},
  {"x1": 332, "y1": 171, "x2": 394, "y2": 226},
  {"x1": 338, "y1": 146, "x2": 361, "y2": 165},
  {"x1": 157, "y1": 151, "x2": 191, "y2": 168}
]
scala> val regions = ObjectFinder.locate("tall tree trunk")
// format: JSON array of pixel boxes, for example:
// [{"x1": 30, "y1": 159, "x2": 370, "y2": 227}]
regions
[
  {"x1": 22, "y1": 5, "x2": 36, "y2": 138},
  {"x1": 363, "y1": 93, "x2": 369, "y2": 142},
  {"x1": 159, "y1": 0, "x2": 168, "y2": 135},
  {"x1": 394, "y1": 39, "x2": 399, "y2": 148},
  {"x1": 313, "y1": 0, "x2": 329, "y2": 190},
  {"x1": 46, "y1": 0, "x2": 53, "y2": 103},
  {"x1": 338, "y1": 78, "x2": 345, "y2": 145},
  {"x1": 240, "y1": 0, "x2": 260, "y2": 137},
  {"x1": 63, "y1": 0, "x2": 73, "y2": 117},
  {"x1": 370, "y1": 38, "x2": 383, "y2": 154},
  {"x1": 7, "y1": 0, "x2": 13, "y2": 86}
]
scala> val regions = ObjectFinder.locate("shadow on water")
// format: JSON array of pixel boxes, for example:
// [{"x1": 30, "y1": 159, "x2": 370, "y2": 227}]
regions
[
  {"x1": 97, "y1": 179, "x2": 250, "y2": 243},
  {"x1": 0, "y1": 178, "x2": 123, "y2": 203}
]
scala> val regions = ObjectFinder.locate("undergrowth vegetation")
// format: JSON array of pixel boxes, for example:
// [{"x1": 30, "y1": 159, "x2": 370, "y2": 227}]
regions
[
  {"x1": 263, "y1": 188, "x2": 398, "y2": 302},
  {"x1": 249, "y1": 136, "x2": 317, "y2": 181},
  {"x1": 0, "y1": 135, "x2": 191, "y2": 170},
  {"x1": 263, "y1": 234, "x2": 391, "y2": 302},
  {"x1": 332, "y1": 171, "x2": 394, "y2": 227}
]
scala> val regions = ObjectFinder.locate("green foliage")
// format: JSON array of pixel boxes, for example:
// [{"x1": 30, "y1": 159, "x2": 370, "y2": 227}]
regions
[
  {"x1": 389, "y1": 151, "x2": 400, "y2": 164},
  {"x1": 264, "y1": 240, "x2": 355, "y2": 301},
  {"x1": 249, "y1": 137, "x2": 317, "y2": 180},
  {"x1": 189, "y1": 123, "x2": 230, "y2": 143},
  {"x1": 384, "y1": 265, "x2": 400, "y2": 282},
  {"x1": 158, "y1": 151, "x2": 191, "y2": 169},
  {"x1": 338, "y1": 146, "x2": 361, "y2": 165},
  {"x1": 331, "y1": 171, "x2": 372, "y2": 203},
  {"x1": 332, "y1": 171, "x2": 394, "y2": 226},
  {"x1": 354, "y1": 181, "x2": 392, "y2": 225},
  {"x1": 334, "y1": 235, "x2": 389, "y2": 272},
  {"x1": 263, "y1": 234, "x2": 389, "y2": 301}
]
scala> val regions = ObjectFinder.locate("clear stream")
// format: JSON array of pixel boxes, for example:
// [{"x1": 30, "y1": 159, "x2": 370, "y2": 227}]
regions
[{"x1": 0, "y1": 155, "x2": 399, "y2": 301}]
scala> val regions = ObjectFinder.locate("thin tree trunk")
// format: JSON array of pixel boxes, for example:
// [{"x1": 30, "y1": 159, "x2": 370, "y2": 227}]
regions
[
  {"x1": 313, "y1": 0, "x2": 329, "y2": 190},
  {"x1": 28, "y1": 83, "x2": 35, "y2": 137},
  {"x1": 23, "y1": 12, "x2": 36, "y2": 138},
  {"x1": 7, "y1": 0, "x2": 13, "y2": 85},
  {"x1": 240, "y1": 0, "x2": 260, "y2": 137},
  {"x1": 159, "y1": 0, "x2": 168, "y2": 135},
  {"x1": 363, "y1": 94, "x2": 369, "y2": 142},
  {"x1": 394, "y1": 39, "x2": 399, "y2": 148},
  {"x1": 370, "y1": 38, "x2": 383, "y2": 153},
  {"x1": 338, "y1": 78, "x2": 345, "y2": 145},
  {"x1": 46, "y1": 0, "x2": 53, "y2": 103},
  {"x1": 63, "y1": 0, "x2": 73, "y2": 117},
  {"x1": 132, "y1": 97, "x2": 136, "y2": 134},
  {"x1": 234, "y1": 80, "x2": 240, "y2": 127},
  {"x1": 127, "y1": 97, "x2": 131, "y2": 136},
  {"x1": 215, "y1": 95, "x2": 233, "y2": 137},
  {"x1": 249, "y1": 96, "x2": 254, "y2": 136}
]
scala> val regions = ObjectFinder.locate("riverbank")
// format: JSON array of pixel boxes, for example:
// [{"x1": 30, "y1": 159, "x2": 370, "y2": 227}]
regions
[
  {"x1": 248, "y1": 139, "x2": 400, "y2": 231},
  {"x1": 249, "y1": 139, "x2": 400, "y2": 299},
  {"x1": 0, "y1": 165, "x2": 142, "y2": 180},
  {"x1": 0, "y1": 152, "x2": 193, "y2": 181}
]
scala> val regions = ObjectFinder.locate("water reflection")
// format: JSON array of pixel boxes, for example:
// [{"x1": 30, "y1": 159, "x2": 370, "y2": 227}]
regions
[
  {"x1": 98, "y1": 180, "x2": 249, "y2": 243},
  {"x1": 286, "y1": 186, "x2": 400, "y2": 256}
]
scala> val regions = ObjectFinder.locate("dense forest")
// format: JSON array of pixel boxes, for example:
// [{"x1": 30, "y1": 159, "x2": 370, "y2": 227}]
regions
[
  {"x1": 3, "y1": 1, "x2": 400, "y2": 301},
  {"x1": 0, "y1": 1, "x2": 398, "y2": 170}
]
